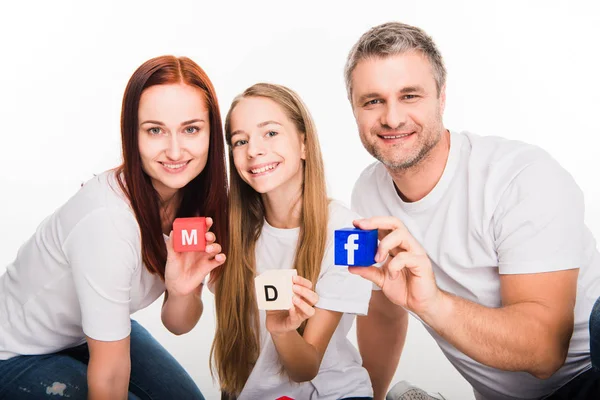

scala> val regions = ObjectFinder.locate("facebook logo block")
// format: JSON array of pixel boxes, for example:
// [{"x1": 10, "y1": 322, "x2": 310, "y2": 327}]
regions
[
  {"x1": 334, "y1": 228, "x2": 377, "y2": 266},
  {"x1": 173, "y1": 217, "x2": 207, "y2": 252}
]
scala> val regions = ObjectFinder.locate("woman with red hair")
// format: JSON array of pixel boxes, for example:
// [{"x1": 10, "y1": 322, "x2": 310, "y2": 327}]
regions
[{"x1": 0, "y1": 56, "x2": 228, "y2": 399}]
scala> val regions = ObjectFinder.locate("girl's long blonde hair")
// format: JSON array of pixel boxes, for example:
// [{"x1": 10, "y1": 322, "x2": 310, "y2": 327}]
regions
[{"x1": 210, "y1": 83, "x2": 329, "y2": 397}]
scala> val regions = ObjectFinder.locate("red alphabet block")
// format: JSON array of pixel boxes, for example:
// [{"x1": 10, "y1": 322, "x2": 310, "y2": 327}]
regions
[{"x1": 173, "y1": 217, "x2": 206, "y2": 252}]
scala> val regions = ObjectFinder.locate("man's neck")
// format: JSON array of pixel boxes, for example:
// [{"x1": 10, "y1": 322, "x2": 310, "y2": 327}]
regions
[{"x1": 388, "y1": 129, "x2": 451, "y2": 203}]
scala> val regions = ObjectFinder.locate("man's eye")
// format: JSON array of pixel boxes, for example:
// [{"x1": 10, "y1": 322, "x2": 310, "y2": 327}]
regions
[{"x1": 365, "y1": 99, "x2": 382, "y2": 106}]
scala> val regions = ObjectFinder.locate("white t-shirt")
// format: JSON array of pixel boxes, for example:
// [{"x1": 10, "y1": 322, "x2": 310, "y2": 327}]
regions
[
  {"x1": 0, "y1": 171, "x2": 165, "y2": 359},
  {"x1": 352, "y1": 131, "x2": 600, "y2": 400},
  {"x1": 238, "y1": 201, "x2": 373, "y2": 400}
]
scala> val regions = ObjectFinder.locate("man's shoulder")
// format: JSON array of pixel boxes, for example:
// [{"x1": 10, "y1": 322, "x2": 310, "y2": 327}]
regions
[{"x1": 461, "y1": 131, "x2": 551, "y2": 169}]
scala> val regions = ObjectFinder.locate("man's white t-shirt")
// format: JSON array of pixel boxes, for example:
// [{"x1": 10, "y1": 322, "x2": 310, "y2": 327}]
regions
[
  {"x1": 352, "y1": 131, "x2": 600, "y2": 400},
  {"x1": 0, "y1": 171, "x2": 165, "y2": 359},
  {"x1": 238, "y1": 201, "x2": 373, "y2": 400}
]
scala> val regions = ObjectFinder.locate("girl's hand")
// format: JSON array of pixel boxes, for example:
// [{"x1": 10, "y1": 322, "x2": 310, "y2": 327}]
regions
[{"x1": 266, "y1": 275, "x2": 319, "y2": 336}]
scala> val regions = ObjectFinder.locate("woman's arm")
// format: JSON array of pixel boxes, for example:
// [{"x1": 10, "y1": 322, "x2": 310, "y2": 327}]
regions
[
  {"x1": 86, "y1": 336, "x2": 130, "y2": 400},
  {"x1": 161, "y1": 218, "x2": 226, "y2": 334}
]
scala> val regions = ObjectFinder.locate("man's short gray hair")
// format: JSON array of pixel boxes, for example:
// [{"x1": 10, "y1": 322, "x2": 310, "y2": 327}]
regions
[{"x1": 344, "y1": 22, "x2": 447, "y2": 101}]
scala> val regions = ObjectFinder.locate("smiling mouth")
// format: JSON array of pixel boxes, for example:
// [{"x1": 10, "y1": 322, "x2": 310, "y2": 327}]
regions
[
  {"x1": 250, "y1": 163, "x2": 280, "y2": 175},
  {"x1": 159, "y1": 160, "x2": 191, "y2": 170},
  {"x1": 379, "y1": 132, "x2": 414, "y2": 139}
]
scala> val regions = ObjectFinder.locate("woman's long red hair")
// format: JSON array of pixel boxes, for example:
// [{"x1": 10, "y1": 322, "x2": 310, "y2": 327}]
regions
[{"x1": 116, "y1": 55, "x2": 228, "y2": 279}]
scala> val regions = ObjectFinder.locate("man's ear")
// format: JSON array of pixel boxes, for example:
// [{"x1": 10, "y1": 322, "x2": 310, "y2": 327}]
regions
[{"x1": 440, "y1": 84, "x2": 447, "y2": 113}]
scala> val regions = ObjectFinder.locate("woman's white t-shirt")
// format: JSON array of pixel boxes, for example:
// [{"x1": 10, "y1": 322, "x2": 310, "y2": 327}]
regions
[
  {"x1": 237, "y1": 200, "x2": 373, "y2": 400},
  {"x1": 0, "y1": 171, "x2": 165, "y2": 359}
]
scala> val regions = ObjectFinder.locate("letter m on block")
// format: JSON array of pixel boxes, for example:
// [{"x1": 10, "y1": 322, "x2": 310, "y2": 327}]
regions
[
  {"x1": 173, "y1": 217, "x2": 207, "y2": 252},
  {"x1": 182, "y1": 229, "x2": 198, "y2": 246}
]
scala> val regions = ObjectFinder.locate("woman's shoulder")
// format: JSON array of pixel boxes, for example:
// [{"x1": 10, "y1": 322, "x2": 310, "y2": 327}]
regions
[{"x1": 58, "y1": 170, "x2": 139, "y2": 239}]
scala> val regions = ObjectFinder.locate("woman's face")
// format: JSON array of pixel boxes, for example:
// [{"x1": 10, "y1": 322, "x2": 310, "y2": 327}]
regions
[
  {"x1": 137, "y1": 83, "x2": 210, "y2": 201},
  {"x1": 229, "y1": 96, "x2": 305, "y2": 197}
]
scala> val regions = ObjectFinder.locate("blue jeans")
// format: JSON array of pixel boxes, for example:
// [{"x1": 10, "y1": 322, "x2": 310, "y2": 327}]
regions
[
  {"x1": 591, "y1": 296, "x2": 600, "y2": 370},
  {"x1": 0, "y1": 320, "x2": 205, "y2": 400}
]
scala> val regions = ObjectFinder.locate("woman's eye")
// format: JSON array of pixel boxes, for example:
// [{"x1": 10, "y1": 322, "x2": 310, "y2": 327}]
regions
[
  {"x1": 184, "y1": 126, "x2": 199, "y2": 134},
  {"x1": 233, "y1": 139, "x2": 248, "y2": 147},
  {"x1": 148, "y1": 127, "x2": 162, "y2": 135},
  {"x1": 266, "y1": 130, "x2": 278, "y2": 137}
]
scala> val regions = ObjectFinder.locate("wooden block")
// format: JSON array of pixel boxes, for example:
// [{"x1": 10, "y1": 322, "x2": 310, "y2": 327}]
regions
[
  {"x1": 173, "y1": 217, "x2": 207, "y2": 252},
  {"x1": 254, "y1": 269, "x2": 297, "y2": 310}
]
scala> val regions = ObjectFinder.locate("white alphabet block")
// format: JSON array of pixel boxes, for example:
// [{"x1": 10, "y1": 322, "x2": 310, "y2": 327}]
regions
[{"x1": 254, "y1": 269, "x2": 297, "y2": 311}]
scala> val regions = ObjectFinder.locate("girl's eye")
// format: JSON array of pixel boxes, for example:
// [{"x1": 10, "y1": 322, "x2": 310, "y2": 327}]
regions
[{"x1": 233, "y1": 139, "x2": 248, "y2": 147}]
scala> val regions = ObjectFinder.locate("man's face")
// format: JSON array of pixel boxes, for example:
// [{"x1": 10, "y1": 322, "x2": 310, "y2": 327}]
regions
[{"x1": 351, "y1": 52, "x2": 446, "y2": 170}]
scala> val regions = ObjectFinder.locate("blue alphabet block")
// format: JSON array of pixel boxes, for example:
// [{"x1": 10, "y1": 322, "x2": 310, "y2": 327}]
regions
[{"x1": 334, "y1": 228, "x2": 378, "y2": 266}]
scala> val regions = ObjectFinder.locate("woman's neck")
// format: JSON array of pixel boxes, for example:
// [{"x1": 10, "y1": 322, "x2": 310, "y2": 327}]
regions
[{"x1": 159, "y1": 191, "x2": 182, "y2": 235}]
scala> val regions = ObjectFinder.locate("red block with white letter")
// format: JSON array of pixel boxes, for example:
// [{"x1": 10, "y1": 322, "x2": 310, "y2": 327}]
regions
[{"x1": 173, "y1": 217, "x2": 206, "y2": 252}]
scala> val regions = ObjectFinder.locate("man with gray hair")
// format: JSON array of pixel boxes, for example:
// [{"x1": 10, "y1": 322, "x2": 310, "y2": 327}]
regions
[{"x1": 345, "y1": 22, "x2": 600, "y2": 400}]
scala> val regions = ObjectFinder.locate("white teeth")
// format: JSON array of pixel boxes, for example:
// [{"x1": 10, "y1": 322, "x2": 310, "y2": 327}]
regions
[
  {"x1": 382, "y1": 133, "x2": 412, "y2": 139},
  {"x1": 251, "y1": 164, "x2": 277, "y2": 174},
  {"x1": 163, "y1": 162, "x2": 187, "y2": 169}
]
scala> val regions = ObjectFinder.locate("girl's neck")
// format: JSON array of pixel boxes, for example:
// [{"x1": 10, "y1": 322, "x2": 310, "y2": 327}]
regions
[{"x1": 262, "y1": 186, "x2": 303, "y2": 229}]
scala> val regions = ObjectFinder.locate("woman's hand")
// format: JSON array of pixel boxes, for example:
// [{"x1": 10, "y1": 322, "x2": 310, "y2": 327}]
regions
[{"x1": 164, "y1": 217, "x2": 226, "y2": 297}]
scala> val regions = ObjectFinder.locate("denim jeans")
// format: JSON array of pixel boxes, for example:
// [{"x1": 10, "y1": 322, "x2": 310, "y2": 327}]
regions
[
  {"x1": 590, "y1": 296, "x2": 600, "y2": 370},
  {"x1": 0, "y1": 319, "x2": 205, "y2": 400}
]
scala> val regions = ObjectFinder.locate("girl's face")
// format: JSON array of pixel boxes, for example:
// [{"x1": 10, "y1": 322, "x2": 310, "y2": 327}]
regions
[
  {"x1": 229, "y1": 97, "x2": 305, "y2": 197},
  {"x1": 137, "y1": 83, "x2": 210, "y2": 201}
]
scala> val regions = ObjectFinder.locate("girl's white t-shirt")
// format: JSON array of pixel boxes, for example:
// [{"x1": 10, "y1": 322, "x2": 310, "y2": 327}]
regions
[
  {"x1": 238, "y1": 200, "x2": 374, "y2": 400},
  {"x1": 0, "y1": 171, "x2": 165, "y2": 359}
]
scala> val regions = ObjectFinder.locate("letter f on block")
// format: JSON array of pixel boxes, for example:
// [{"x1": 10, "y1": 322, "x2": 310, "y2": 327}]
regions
[
  {"x1": 344, "y1": 234, "x2": 359, "y2": 265},
  {"x1": 182, "y1": 229, "x2": 198, "y2": 246}
]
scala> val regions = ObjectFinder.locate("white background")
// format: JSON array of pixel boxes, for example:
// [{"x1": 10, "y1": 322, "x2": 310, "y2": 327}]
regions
[{"x1": 1, "y1": 1, "x2": 599, "y2": 399}]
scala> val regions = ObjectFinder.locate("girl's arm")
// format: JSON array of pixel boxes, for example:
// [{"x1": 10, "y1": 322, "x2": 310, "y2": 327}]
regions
[{"x1": 267, "y1": 276, "x2": 343, "y2": 382}]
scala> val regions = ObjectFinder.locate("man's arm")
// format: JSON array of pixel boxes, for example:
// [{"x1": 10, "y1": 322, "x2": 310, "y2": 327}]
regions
[
  {"x1": 424, "y1": 269, "x2": 577, "y2": 379},
  {"x1": 357, "y1": 290, "x2": 408, "y2": 400},
  {"x1": 351, "y1": 216, "x2": 578, "y2": 381}
]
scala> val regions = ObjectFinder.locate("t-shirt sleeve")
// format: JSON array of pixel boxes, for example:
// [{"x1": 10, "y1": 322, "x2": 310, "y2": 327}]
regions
[
  {"x1": 315, "y1": 203, "x2": 374, "y2": 315},
  {"x1": 494, "y1": 156, "x2": 585, "y2": 274},
  {"x1": 63, "y1": 208, "x2": 138, "y2": 341},
  {"x1": 315, "y1": 246, "x2": 373, "y2": 315},
  {"x1": 351, "y1": 176, "x2": 383, "y2": 292}
]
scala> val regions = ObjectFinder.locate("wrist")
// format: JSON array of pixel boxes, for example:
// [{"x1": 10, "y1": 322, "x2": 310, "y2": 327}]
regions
[
  {"x1": 420, "y1": 289, "x2": 452, "y2": 332},
  {"x1": 166, "y1": 284, "x2": 203, "y2": 302},
  {"x1": 269, "y1": 329, "x2": 296, "y2": 340}
]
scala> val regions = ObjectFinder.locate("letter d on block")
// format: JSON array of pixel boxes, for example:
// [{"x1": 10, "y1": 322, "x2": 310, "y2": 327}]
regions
[
  {"x1": 264, "y1": 285, "x2": 278, "y2": 301},
  {"x1": 255, "y1": 269, "x2": 297, "y2": 310}
]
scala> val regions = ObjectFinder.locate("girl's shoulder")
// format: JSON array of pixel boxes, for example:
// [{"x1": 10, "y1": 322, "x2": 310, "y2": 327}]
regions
[{"x1": 326, "y1": 199, "x2": 362, "y2": 233}]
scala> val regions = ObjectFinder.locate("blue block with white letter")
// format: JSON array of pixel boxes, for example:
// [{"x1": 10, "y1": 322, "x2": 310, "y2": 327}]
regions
[{"x1": 334, "y1": 228, "x2": 378, "y2": 266}]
